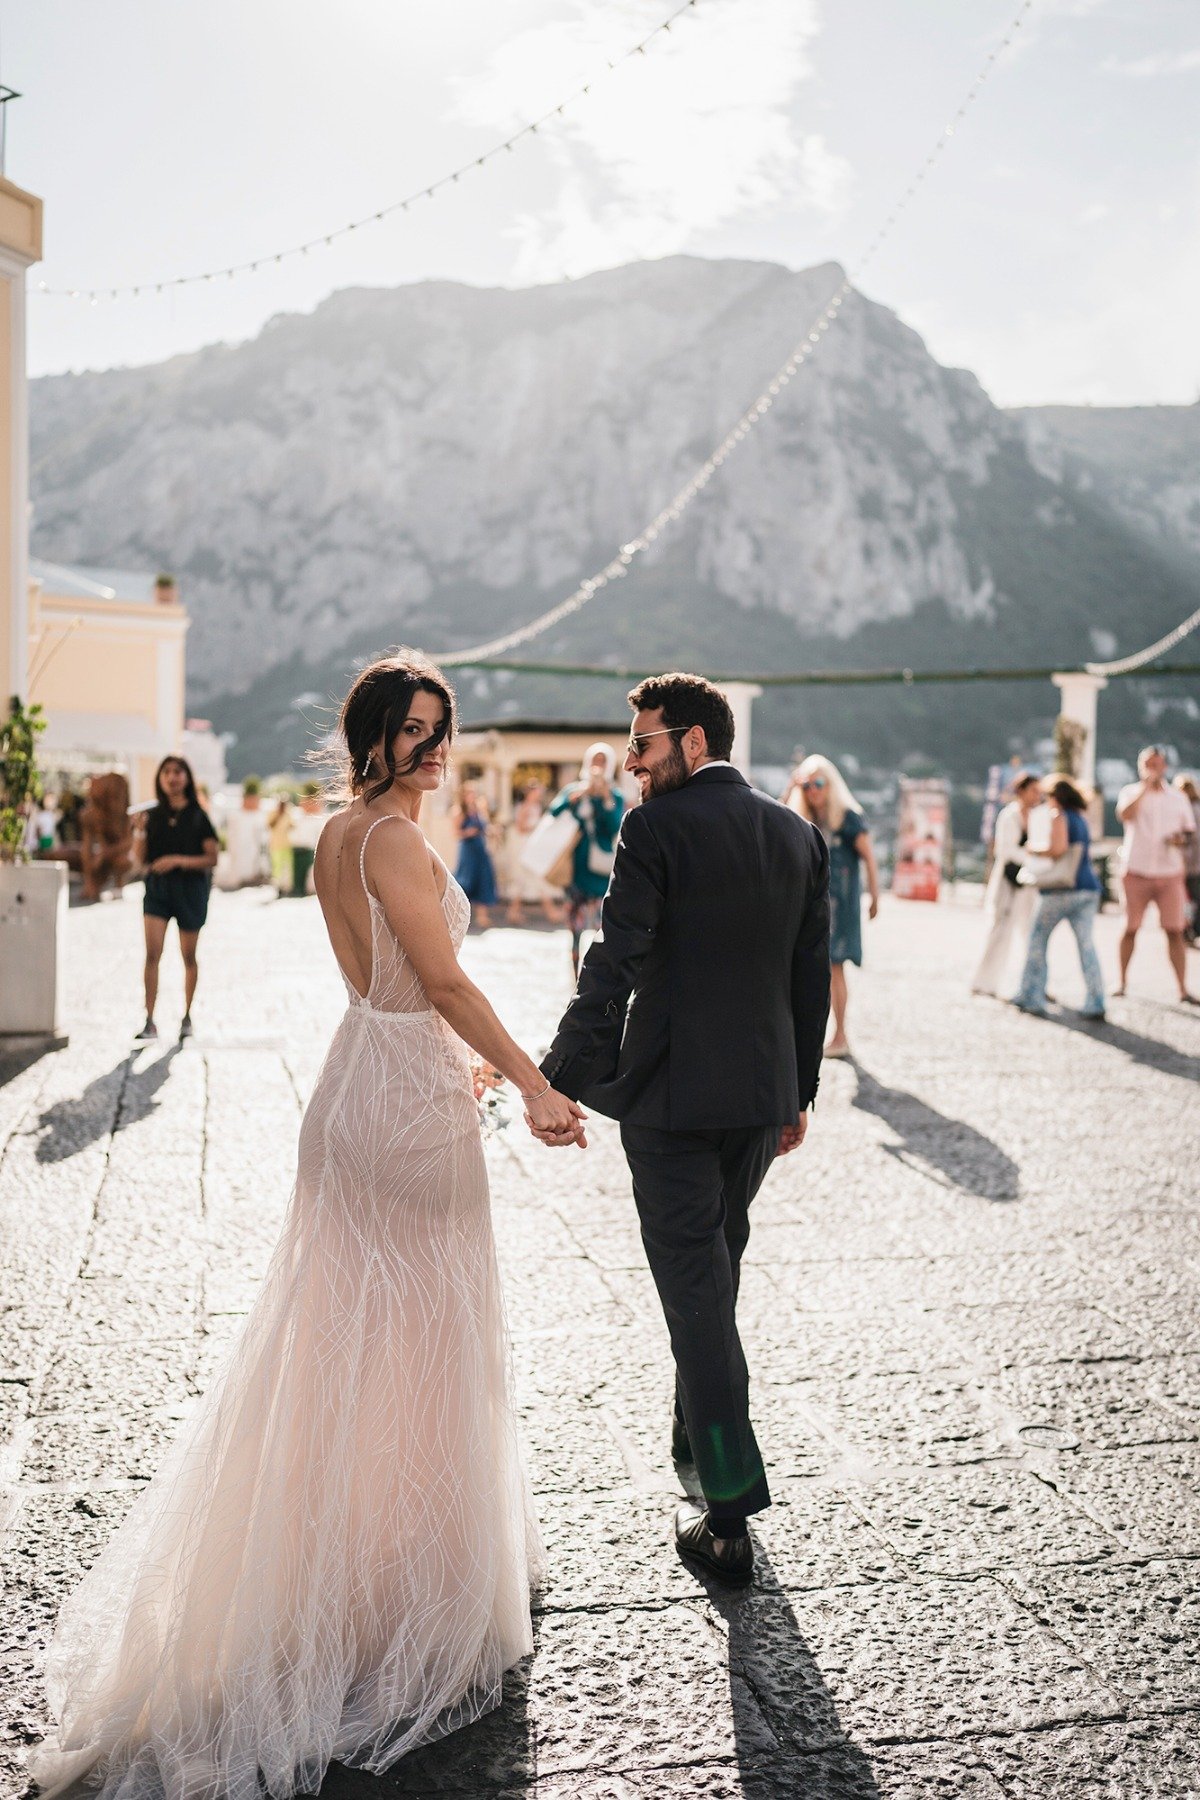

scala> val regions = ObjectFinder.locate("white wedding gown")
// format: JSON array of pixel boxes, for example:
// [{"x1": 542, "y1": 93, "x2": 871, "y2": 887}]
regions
[{"x1": 33, "y1": 818, "x2": 542, "y2": 1799}]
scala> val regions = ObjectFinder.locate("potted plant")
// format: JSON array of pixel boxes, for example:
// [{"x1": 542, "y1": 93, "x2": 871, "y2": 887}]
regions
[{"x1": 0, "y1": 696, "x2": 68, "y2": 1040}]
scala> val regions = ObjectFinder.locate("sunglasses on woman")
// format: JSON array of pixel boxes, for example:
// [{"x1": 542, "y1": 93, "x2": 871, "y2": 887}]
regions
[{"x1": 800, "y1": 778, "x2": 826, "y2": 791}]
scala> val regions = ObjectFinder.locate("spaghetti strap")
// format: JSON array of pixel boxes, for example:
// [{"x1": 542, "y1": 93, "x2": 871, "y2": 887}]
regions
[{"x1": 358, "y1": 815, "x2": 401, "y2": 897}]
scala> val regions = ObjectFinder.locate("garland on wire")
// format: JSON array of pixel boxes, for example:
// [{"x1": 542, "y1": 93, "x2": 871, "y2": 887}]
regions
[
  {"x1": 1086, "y1": 603, "x2": 1200, "y2": 677},
  {"x1": 33, "y1": 0, "x2": 702, "y2": 303},
  {"x1": 436, "y1": 0, "x2": 1036, "y2": 667}
]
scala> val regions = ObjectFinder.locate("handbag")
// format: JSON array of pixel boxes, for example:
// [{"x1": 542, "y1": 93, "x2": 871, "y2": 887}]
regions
[
  {"x1": 518, "y1": 809, "x2": 579, "y2": 888},
  {"x1": 586, "y1": 840, "x2": 616, "y2": 878},
  {"x1": 1017, "y1": 842, "x2": 1083, "y2": 891}
]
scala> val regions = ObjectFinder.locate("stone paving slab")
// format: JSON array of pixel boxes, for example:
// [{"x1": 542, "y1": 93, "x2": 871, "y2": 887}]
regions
[{"x1": 1, "y1": 886, "x2": 1198, "y2": 1796}]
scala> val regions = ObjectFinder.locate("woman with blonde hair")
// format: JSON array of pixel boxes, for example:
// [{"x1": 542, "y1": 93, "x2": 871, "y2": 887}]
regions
[{"x1": 786, "y1": 754, "x2": 879, "y2": 1058}]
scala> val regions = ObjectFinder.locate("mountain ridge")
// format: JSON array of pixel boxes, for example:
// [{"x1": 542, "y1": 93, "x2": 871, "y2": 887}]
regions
[{"x1": 29, "y1": 254, "x2": 1200, "y2": 779}]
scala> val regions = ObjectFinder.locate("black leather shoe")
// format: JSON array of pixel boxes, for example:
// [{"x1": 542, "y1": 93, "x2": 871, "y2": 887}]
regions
[
  {"x1": 674, "y1": 1501, "x2": 753, "y2": 1585},
  {"x1": 671, "y1": 1415, "x2": 693, "y2": 1464}
]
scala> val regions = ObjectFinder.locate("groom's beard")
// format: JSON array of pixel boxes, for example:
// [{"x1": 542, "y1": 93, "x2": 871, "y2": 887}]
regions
[{"x1": 644, "y1": 740, "x2": 690, "y2": 798}]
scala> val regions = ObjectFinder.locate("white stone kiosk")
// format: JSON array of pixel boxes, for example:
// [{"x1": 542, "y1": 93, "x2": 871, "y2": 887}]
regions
[
  {"x1": 717, "y1": 681, "x2": 763, "y2": 774},
  {"x1": 1051, "y1": 671, "x2": 1107, "y2": 792}
]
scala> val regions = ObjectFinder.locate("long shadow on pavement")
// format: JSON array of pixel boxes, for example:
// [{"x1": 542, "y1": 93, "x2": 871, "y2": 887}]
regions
[
  {"x1": 711, "y1": 1543, "x2": 882, "y2": 1797},
  {"x1": 32, "y1": 1045, "x2": 181, "y2": 1164},
  {"x1": 850, "y1": 1063, "x2": 1019, "y2": 1202},
  {"x1": 1037, "y1": 1009, "x2": 1200, "y2": 1084}
]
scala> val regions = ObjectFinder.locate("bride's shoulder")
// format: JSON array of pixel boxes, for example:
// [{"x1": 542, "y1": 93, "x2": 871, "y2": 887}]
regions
[{"x1": 360, "y1": 812, "x2": 426, "y2": 869}]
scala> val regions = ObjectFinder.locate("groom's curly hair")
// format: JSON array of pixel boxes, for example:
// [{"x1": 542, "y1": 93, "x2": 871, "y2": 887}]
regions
[{"x1": 627, "y1": 672, "x2": 735, "y2": 762}]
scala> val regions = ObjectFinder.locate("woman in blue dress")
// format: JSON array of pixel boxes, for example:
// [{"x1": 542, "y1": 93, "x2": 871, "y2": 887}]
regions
[
  {"x1": 787, "y1": 754, "x2": 880, "y2": 1059},
  {"x1": 453, "y1": 782, "x2": 498, "y2": 929},
  {"x1": 548, "y1": 743, "x2": 625, "y2": 980}
]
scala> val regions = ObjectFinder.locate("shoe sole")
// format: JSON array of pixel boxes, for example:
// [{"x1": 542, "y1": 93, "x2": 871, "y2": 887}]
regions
[{"x1": 675, "y1": 1542, "x2": 754, "y2": 1586}]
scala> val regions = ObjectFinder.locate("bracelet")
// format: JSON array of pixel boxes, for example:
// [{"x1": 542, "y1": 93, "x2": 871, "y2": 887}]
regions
[{"x1": 521, "y1": 1078, "x2": 551, "y2": 1102}]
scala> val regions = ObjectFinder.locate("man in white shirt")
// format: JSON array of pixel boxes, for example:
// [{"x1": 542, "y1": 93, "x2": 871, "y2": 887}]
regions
[
  {"x1": 971, "y1": 770, "x2": 1041, "y2": 997},
  {"x1": 1115, "y1": 746, "x2": 1197, "y2": 1004}
]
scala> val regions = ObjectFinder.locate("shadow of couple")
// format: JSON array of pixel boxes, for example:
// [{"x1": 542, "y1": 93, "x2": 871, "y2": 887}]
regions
[{"x1": 318, "y1": 1539, "x2": 882, "y2": 1798}]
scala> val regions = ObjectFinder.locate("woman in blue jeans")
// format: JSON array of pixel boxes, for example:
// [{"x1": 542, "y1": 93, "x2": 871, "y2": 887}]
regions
[{"x1": 1013, "y1": 775, "x2": 1106, "y2": 1021}]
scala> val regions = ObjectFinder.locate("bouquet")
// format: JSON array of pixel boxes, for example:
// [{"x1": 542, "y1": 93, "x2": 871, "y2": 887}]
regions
[{"x1": 469, "y1": 1055, "x2": 511, "y2": 1134}]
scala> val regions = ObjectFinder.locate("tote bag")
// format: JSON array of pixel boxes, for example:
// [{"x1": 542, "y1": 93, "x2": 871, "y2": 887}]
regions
[
  {"x1": 518, "y1": 809, "x2": 579, "y2": 888},
  {"x1": 1017, "y1": 842, "x2": 1083, "y2": 891}
]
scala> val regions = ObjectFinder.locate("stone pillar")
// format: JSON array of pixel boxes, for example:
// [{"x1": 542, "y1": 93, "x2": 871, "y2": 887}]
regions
[
  {"x1": 0, "y1": 178, "x2": 42, "y2": 711},
  {"x1": 717, "y1": 681, "x2": 763, "y2": 775},
  {"x1": 1051, "y1": 671, "x2": 1107, "y2": 791}
]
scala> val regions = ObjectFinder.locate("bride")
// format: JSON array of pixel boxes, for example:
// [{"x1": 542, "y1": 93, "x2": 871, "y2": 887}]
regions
[{"x1": 32, "y1": 652, "x2": 587, "y2": 1799}]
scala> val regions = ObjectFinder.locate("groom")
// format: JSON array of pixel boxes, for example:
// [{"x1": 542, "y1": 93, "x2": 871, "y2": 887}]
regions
[{"x1": 536, "y1": 672, "x2": 830, "y2": 1584}]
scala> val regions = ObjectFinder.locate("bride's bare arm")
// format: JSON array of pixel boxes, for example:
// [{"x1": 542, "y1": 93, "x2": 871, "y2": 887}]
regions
[{"x1": 369, "y1": 820, "x2": 586, "y2": 1142}]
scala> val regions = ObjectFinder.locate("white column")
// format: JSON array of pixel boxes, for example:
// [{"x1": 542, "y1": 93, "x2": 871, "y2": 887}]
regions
[
  {"x1": 1051, "y1": 672, "x2": 1107, "y2": 791},
  {"x1": 717, "y1": 681, "x2": 762, "y2": 774}
]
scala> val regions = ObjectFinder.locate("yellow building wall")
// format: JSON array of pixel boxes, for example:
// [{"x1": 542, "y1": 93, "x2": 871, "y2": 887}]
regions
[
  {"x1": 0, "y1": 276, "x2": 13, "y2": 704},
  {"x1": 0, "y1": 179, "x2": 43, "y2": 711},
  {"x1": 32, "y1": 630, "x2": 160, "y2": 721}
]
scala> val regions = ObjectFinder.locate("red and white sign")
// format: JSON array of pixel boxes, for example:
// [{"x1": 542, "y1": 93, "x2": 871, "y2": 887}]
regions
[{"x1": 892, "y1": 777, "x2": 949, "y2": 902}]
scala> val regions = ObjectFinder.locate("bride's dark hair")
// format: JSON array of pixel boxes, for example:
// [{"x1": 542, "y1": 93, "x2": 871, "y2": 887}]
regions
[{"x1": 336, "y1": 651, "x2": 458, "y2": 804}]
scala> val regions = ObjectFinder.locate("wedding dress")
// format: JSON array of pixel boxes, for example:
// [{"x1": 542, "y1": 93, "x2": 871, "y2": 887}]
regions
[{"x1": 33, "y1": 817, "x2": 542, "y2": 1799}]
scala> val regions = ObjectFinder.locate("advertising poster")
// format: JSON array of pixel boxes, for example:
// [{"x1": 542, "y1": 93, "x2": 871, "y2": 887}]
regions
[{"x1": 892, "y1": 777, "x2": 949, "y2": 902}]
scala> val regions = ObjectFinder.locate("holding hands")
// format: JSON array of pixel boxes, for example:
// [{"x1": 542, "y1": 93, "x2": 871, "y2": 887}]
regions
[{"x1": 524, "y1": 1082, "x2": 588, "y2": 1149}]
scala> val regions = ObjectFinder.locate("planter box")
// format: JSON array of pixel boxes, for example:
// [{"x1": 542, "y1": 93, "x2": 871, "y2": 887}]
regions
[{"x1": 0, "y1": 860, "x2": 68, "y2": 1037}]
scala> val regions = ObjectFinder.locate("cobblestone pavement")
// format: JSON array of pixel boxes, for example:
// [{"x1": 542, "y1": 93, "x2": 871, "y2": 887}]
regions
[{"x1": 2, "y1": 884, "x2": 1199, "y2": 1798}]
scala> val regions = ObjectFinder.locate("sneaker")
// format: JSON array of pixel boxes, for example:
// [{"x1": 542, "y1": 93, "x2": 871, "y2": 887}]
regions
[
  {"x1": 178, "y1": 1015, "x2": 194, "y2": 1040},
  {"x1": 133, "y1": 1019, "x2": 158, "y2": 1041}
]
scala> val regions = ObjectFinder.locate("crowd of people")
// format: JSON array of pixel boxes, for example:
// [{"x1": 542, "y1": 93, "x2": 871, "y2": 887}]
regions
[
  {"x1": 112, "y1": 738, "x2": 1198, "y2": 1054},
  {"x1": 973, "y1": 745, "x2": 1198, "y2": 1020}
]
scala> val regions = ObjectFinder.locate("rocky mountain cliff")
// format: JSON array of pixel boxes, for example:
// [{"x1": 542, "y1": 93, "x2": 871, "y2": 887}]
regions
[
  {"x1": 1014, "y1": 401, "x2": 1200, "y2": 570},
  {"x1": 29, "y1": 256, "x2": 1200, "y2": 780}
]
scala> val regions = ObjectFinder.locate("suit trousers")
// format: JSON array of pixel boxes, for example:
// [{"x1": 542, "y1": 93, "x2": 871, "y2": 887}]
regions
[{"x1": 621, "y1": 1121, "x2": 777, "y2": 1518}]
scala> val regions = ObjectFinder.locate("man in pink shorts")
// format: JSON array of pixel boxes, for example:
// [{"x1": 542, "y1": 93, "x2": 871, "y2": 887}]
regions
[{"x1": 1116, "y1": 746, "x2": 1197, "y2": 1004}]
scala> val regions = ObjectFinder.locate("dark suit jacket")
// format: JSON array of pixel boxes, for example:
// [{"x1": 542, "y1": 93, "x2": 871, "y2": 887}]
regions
[{"x1": 540, "y1": 765, "x2": 830, "y2": 1131}]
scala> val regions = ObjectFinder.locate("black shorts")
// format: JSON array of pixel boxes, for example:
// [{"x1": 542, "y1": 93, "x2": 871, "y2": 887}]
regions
[{"x1": 143, "y1": 872, "x2": 210, "y2": 934}]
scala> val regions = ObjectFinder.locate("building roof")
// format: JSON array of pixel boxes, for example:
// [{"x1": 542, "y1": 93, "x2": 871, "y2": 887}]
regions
[
  {"x1": 460, "y1": 718, "x2": 628, "y2": 735},
  {"x1": 31, "y1": 559, "x2": 163, "y2": 604}
]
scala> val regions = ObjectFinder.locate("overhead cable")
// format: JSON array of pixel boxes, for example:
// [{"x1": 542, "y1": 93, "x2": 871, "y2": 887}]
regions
[
  {"x1": 33, "y1": 0, "x2": 702, "y2": 303},
  {"x1": 1085, "y1": 603, "x2": 1200, "y2": 677}
]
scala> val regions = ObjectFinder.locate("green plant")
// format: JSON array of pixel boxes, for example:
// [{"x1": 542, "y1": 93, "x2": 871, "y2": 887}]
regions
[
  {"x1": 0, "y1": 696, "x2": 47, "y2": 862},
  {"x1": 1053, "y1": 716, "x2": 1087, "y2": 778}
]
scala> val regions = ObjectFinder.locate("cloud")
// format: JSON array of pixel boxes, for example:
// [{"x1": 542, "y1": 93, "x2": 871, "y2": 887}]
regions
[
  {"x1": 1100, "y1": 48, "x2": 1200, "y2": 77},
  {"x1": 451, "y1": 0, "x2": 848, "y2": 282}
]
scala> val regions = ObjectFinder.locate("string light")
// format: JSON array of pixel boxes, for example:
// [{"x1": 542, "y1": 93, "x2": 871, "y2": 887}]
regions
[
  {"x1": 31, "y1": 0, "x2": 701, "y2": 304},
  {"x1": 1086, "y1": 603, "x2": 1200, "y2": 678},
  {"x1": 437, "y1": 0, "x2": 1035, "y2": 666}
]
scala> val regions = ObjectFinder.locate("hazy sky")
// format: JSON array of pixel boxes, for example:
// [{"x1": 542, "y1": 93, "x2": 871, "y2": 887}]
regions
[{"x1": 6, "y1": 0, "x2": 1199, "y2": 405}]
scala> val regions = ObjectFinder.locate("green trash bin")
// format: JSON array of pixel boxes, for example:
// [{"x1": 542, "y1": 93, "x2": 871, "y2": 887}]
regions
[{"x1": 291, "y1": 845, "x2": 315, "y2": 897}]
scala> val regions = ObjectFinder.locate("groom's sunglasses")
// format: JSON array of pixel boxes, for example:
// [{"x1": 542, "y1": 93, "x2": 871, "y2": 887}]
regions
[{"x1": 627, "y1": 726, "x2": 691, "y2": 758}]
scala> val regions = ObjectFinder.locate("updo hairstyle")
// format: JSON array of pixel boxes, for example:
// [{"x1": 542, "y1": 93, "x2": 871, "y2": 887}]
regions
[{"x1": 336, "y1": 651, "x2": 458, "y2": 805}]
